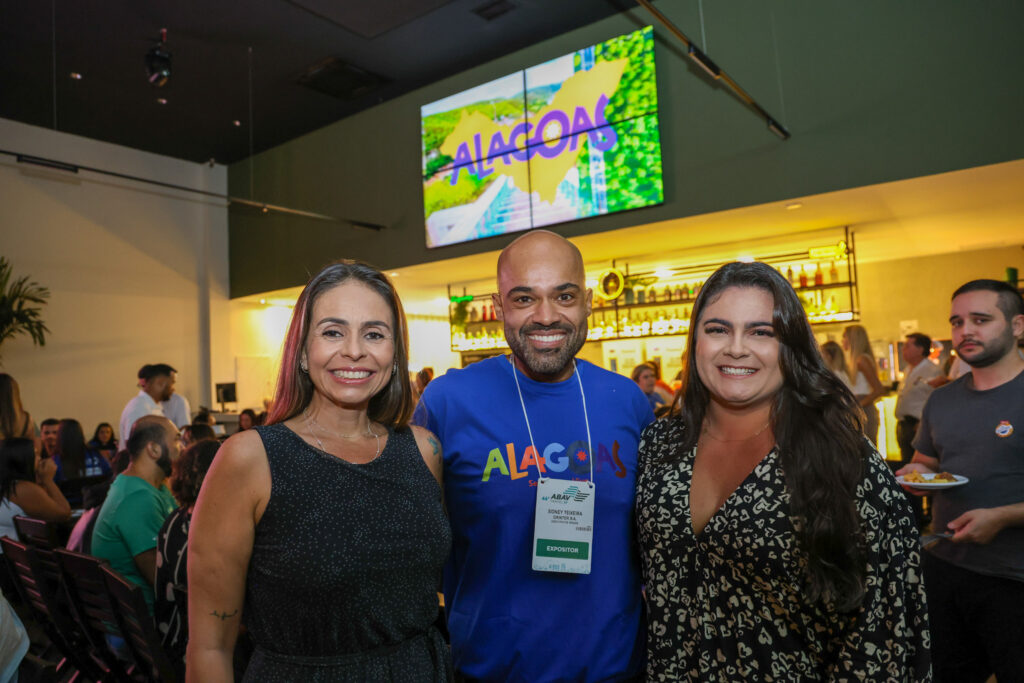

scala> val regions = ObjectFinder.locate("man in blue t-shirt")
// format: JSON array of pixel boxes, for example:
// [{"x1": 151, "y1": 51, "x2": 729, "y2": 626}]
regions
[{"x1": 415, "y1": 230, "x2": 654, "y2": 682}]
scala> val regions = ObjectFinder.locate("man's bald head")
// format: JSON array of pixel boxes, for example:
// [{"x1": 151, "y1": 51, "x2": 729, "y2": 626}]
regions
[
  {"x1": 497, "y1": 230, "x2": 585, "y2": 293},
  {"x1": 127, "y1": 415, "x2": 177, "y2": 459},
  {"x1": 492, "y1": 230, "x2": 592, "y2": 382}
]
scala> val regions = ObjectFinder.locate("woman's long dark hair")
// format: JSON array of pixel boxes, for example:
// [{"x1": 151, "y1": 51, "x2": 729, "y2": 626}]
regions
[
  {"x1": 0, "y1": 374, "x2": 27, "y2": 439},
  {"x1": 0, "y1": 438, "x2": 37, "y2": 503},
  {"x1": 668, "y1": 261, "x2": 868, "y2": 612},
  {"x1": 266, "y1": 260, "x2": 413, "y2": 429},
  {"x1": 57, "y1": 418, "x2": 88, "y2": 479},
  {"x1": 170, "y1": 439, "x2": 220, "y2": 508}
]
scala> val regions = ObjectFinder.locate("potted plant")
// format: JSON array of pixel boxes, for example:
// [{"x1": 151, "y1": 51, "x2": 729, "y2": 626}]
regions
[{"x1": 0, "y1": 257, "x2": 50, "y2": 362}]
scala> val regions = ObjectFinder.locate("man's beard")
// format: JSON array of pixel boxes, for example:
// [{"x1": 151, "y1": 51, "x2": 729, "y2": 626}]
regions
[
  {"x1": 156, "y1": 443, "x2": 173, "y2": 477},
  {"x1": 505, "y1": 321, "x2": 587, "y2": 378},
  {"x1": 958, "y1": 327, "x2": 1016, "y2": 369}
]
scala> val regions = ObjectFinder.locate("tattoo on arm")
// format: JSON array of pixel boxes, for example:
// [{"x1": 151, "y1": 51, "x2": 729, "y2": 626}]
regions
[
  {"x1": 428, "y1": 436, "x2": 440, "y2": 458},
  {"x1": 210, "y1": 609, "x2": 239, "y2": 621}
]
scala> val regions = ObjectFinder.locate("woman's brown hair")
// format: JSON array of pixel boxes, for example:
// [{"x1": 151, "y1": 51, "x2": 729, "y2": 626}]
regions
[
  {"x1": 669, "y1": 261, "x2": 868, "y2": 612},
  {"x1": 170, "y1": 439, "x2": 220, "y2": 508},
  {"x1": 265, "y1": 260, "x2": 413, "y2": 429}
]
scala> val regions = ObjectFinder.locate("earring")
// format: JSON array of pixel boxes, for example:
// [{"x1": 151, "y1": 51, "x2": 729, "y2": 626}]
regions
[{"x1": 300, "y1": 361, "x2": 308, "y2": 373}]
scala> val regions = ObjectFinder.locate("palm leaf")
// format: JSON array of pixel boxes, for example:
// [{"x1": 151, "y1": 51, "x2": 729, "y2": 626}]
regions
[{"x1": 0, "y1": 257, "x2": 51, "y2": 358}]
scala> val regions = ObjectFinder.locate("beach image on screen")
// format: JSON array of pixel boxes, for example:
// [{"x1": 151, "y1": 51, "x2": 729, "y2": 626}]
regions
[{"x1": 421, "y1": 26, "x2": 662, "y2": 248}]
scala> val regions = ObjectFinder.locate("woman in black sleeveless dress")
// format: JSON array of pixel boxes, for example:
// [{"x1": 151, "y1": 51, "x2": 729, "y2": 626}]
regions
[{"x1": 187, "y1": 261, "x2": 452, "y2": 681}]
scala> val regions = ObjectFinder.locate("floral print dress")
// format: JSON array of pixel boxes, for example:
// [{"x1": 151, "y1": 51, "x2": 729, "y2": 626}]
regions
[{"x1": 635, "y1": 417, "x2": 931, "y2": 682}]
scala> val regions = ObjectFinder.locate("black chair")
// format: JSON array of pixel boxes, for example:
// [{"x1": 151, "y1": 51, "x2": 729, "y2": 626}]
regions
[
  {"x1": 102, "y1": 564, "x2": 179, "y2": 682},
  {"x1": 13, "y1": 515, "x2": 60, "y2": 551},
  {"x1": 54, "y1": 548, "x2": 135, "y2": 683},
  {"x1": 13, "y1": 515, "x2": 63, "y2": 580},
  {"x1": 58, "y1": 474, "x2": 111, "y2": 508},
  {"x1": 0, "y1": 536, "x2": 107, "y2": 681}
]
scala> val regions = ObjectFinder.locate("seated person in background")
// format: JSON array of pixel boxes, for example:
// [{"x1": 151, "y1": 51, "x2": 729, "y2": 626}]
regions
[
  {"x1": 87, "y1": 422, "x2": 119, "y2": 463},
  {"x1": 0, "y1": 437, "x2": 72, "y2": 541},
  {"x1": 192, "y1": 411, "x2": 215, "y2": 429},
  {"x1": 54, "y1": 418, "x2": 113, "y2": 507},
  {"x1": 237, "y1": 409, "x2": 257, "y2": 432},
  {"x1": 91, "y1": 415, "x2": 180, "y2": 612},
  {"x1": 155, "y1": 438, "x2": 219, "y2": 675},
  {"x1": 646, "y1": 359, "x2": 675, "y2": 404},
  {"x1": 54, "y1": 418, "x2": 112, "y2": 482},
  {"x1": 632, "y1": 363, "x2": 666, "y2": 412},
  {"x1": 39, "y1": 418, "x2": 60, "y2": 459},
  {"x1": 66, "y1": 452, "x2": 131, "y2": 555},
  {"x1": 181, "y1": 423, "x2": 216, "y2": 448}
]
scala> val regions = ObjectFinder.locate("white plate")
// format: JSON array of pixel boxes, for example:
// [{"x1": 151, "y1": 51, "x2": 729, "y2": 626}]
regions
[{"x1": 896, "y1": 473, "x2": 969, "y2": 489}]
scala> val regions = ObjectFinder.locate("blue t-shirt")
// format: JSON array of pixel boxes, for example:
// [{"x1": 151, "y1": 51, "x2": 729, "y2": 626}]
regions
[
  {"x1": 414, "y1": 355, "x2": 654, "y2": 682},
  {"x1": 53, "y1": 449, "x2": 112, "y2": 480}
]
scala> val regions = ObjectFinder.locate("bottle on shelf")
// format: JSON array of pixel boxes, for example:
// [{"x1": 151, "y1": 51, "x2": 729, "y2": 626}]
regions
[
  {"x1": 798, "y1": 266, "x2": 808, "y2": 289},
  {"x1": 663, "y1": 285, "x2": 673, "y2": 302},
  {"x1": 469, "y1": 305, "x2": 479, "y2": 322},
  {"x1": 637, "y1": 286, "x2": 645, "y2": 304},
  {"x1": 786, "y1": 266, "x2": 795, "y2": 285},
  {"x1": 648, "y1": 286, "x2": 657, "y2": 303},
  {"x1": 829, "y1": 260, "x2": 840, "y2": 284},
  {"x1": 814, "y1": 263, "x2": 824, "y2": 286}
]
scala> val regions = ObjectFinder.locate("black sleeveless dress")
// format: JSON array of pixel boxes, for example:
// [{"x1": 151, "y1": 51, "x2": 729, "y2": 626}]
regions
[{"x1": 243, "y1": 423, "x2": 452, "y2": 682}]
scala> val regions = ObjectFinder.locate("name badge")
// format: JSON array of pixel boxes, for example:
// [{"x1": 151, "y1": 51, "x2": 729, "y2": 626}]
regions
[{"x1": 532, "y1": 478, "x2": 595, "y2": 574}]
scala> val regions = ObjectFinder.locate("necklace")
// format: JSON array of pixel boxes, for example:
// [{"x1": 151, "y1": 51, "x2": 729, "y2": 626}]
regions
[
  {"x1": 701, "y1": 420, "x2": 771, "y2": 443},
  {"x1": 509, "y1": 355, "x2": 593, "y2": 482},
  {"x1": 303, "y1": 410, "x2": 382, "y2": 460}
]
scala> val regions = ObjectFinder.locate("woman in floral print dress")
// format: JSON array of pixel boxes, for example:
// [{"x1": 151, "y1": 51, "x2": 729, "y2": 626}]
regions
[{"x1": 635, "y1": 262, "x2": 931, "y2": 682}]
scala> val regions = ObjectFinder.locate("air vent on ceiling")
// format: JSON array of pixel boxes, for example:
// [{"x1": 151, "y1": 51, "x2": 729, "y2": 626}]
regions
[
  {"x1": 296, "y1": 57, "x2": 390, "y2": 101},
  {"x1": 474, "y1": 0, "x2": 516, "y2": 21}
]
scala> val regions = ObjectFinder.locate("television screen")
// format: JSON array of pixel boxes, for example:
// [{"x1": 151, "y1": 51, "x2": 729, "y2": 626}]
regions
[{"x1": 421, "y1": 26, "x2": 662, "y2": 248}]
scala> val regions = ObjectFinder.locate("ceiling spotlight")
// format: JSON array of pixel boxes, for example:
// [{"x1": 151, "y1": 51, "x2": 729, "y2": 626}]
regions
[
  {"x1": 233, "y1": 120, "x2": 241, "y2": 127},
  {"x1": 145, "y1": 28, "x2": 172, "y2": 88},
  {"x1": 156, "y1": 97, "x2": 168, "y2": 105},
  {"x1": 69, "y1": 72, "x2": 82, "y2": 80}
]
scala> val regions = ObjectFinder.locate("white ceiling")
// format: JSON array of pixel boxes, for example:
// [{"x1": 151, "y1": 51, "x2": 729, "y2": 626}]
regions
[{"x1": 246, "y1": 157, "x2": 1024, "y2": 314}]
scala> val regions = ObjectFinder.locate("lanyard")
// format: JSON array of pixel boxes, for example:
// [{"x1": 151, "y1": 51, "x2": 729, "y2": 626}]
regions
[{"x1": 509, "y1": 355, "x2": 594, "y2": 483}]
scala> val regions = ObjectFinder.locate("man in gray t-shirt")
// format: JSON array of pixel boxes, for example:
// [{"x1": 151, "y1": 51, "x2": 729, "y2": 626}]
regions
[{"x1": 898, "y1": 279, "x2": 1024, "y2": 683}]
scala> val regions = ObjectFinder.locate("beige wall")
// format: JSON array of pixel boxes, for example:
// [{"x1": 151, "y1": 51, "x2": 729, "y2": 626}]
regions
[
  {"x1": 0, "y1": 118, "x2": 230, "y2": 437},
  {"x1": 858, "y1": 246, "x2": 1024, "y2": 345}
]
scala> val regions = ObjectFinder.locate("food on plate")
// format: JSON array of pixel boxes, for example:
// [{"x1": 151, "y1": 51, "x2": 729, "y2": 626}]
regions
[{"x1": 901, "y1": 470, "x2": 957, "y2": 483}]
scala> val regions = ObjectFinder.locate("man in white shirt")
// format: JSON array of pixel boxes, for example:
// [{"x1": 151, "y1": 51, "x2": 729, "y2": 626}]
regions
[
  {"x1": 152, "y1": 362, "x2": 192, "y2": 429},
  {"x1": 119, "y1": 364, "x2": 176, "y2": 442},
  {"x1": 895, "y1": 333, "x2": 943, "y2": 529}
]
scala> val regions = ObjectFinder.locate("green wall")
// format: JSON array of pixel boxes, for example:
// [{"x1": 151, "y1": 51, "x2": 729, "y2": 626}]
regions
[{"x1": 229, "y1": 0, "x2": 1024, "y2": 296}]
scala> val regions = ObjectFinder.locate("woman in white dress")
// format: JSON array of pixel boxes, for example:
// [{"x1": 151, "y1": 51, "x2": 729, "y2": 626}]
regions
[{"x1": 842, "y1": 325, "x2": 886, "y2": 444}]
